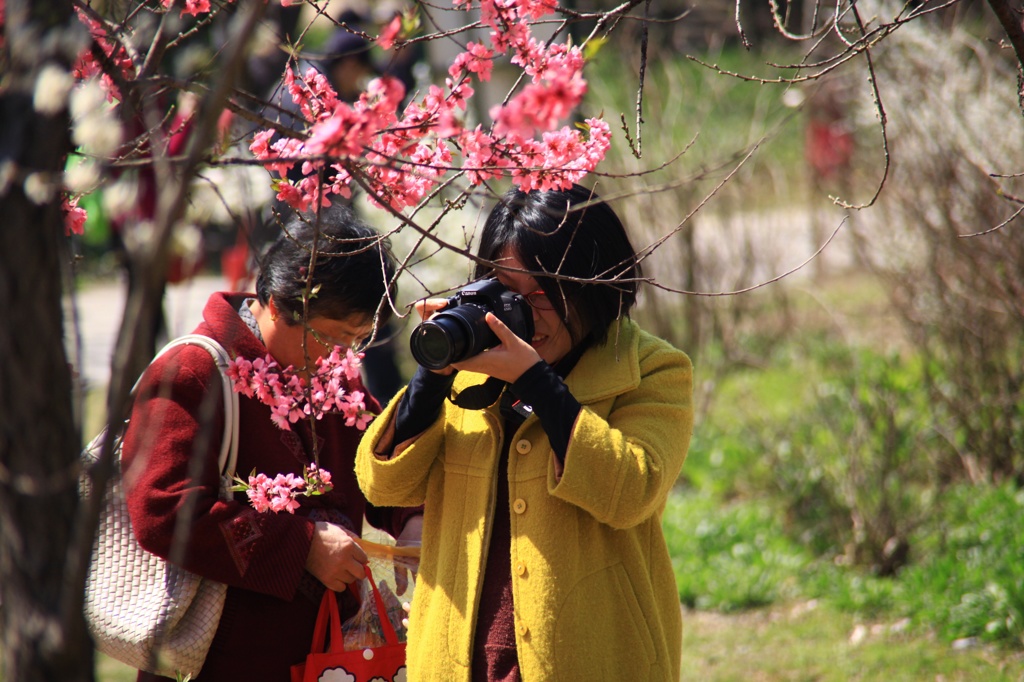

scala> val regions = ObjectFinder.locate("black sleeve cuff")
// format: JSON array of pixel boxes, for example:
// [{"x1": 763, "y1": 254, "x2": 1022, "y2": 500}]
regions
[
  {"x1": 511, "y1": 361, "x2": 581, "y2": 464},
  {"x1": 393, "y1": 367, "x2": 456, "y2": 444}
]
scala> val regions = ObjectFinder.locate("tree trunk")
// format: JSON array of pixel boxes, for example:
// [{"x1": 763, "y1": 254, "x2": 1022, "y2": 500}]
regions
[{"x1": 0, "y1": 2, "x2": 96, "y2": 680}]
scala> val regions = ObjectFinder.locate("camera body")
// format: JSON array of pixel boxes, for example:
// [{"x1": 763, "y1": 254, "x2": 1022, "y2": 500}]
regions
[{"x1": 409, "y1": 278, "x2": 535, "y2": 370}]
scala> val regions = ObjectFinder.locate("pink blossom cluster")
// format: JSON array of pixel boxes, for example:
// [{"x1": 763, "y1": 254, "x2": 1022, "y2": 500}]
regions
[
  {"x1": 63, "y1": 195, "x2": 87, "y2": 236},
  {"x1": 249, "y1": 0, "x2": 610, "y2": 213},
  {"x1": 161, "y1": 0, "x2": 302, "y2": 16},
  {"x1": 377, "y1": 15, "x2": 403, "y2": 51},
  {"x1": 226, "y1": 346, "x2": 373, "y2": 431},
  {"x1": 234, "y1": 463, "x2": 334, "y2": 514},
  {"x1": 72, "y1": 8, "x2": 135, "y2": 102},
  {"x1": 160, "y1": 0, "x2": 210, "y2": 17},
  {"x1": 60, "y1": 0, "x2": 610, "y2": 257}
]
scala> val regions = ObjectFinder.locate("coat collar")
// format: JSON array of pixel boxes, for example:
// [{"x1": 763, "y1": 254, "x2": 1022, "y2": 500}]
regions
[{"x1": 563, "y1": 317, "x2": 642, "y2": 403}]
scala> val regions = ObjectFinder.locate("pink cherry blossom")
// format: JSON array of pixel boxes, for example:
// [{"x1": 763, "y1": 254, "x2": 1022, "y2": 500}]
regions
[
  {"x1": 377, "y1": 15, "x2": 402, "y2": 50},
  {"x1": 235, "y1": 464, "x2": 334, "y2": 514},
  {"x1": 305, "y1": 103, "x2": 373, "y2": 159},
  {"x1": 73, "y1": 8, "x2": 135, "y2": 101},
  {"x1": 227, "y1": 346, "x2": 372, "y2": 432},
  {"x1": 520, "y1": 0, "x2": 559, "y2": 20},
  {"x1": 245, "y1": 0, "x2": 610, "y2": 217},
  {"x1": 169, "y1": 0, "x2": 211, "y2": 18},
  {"x1": 273, "y1": 182, "x2": 312, "y2": 212},
  {"x1": 449, "y1": 42, "x2": 496, "y2": 82},
  {"x1": 63, "y1": 195, "x2": 87, "y2": 236},
  {"x1": 306, "y1": 463, "x2": 333, "y2": 495}
]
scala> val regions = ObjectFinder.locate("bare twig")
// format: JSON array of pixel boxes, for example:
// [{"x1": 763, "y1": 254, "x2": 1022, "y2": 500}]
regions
[
  {"x1": 959, "y1": 205, "x2": 1024, "y2": 237},
  {"x1": 832, "y1": 1, "x2": 891, "y2": 210}
]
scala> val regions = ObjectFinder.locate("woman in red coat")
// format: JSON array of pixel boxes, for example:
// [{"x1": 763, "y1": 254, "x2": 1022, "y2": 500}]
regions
[{"x1": 122, "y1": 205, "x2": 422, "y2": 681}]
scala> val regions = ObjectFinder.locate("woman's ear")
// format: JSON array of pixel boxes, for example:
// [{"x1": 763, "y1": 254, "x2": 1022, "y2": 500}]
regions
[{"x1": 267, "y1": 296, "x2": 279, "y2": 322}]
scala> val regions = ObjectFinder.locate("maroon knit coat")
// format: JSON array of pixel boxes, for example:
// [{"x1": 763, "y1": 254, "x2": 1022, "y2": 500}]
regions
[{"x1": 122, "y1": 292, "x2": 417, "y2": 681}]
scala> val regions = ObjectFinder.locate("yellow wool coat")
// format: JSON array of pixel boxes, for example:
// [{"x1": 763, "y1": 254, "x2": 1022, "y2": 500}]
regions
[{"x1": 356, "y1": 318, "x2": 693, "y2": 681}]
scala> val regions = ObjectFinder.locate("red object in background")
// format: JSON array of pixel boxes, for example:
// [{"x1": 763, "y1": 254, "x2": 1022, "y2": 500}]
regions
[
  {"x1": 221, "y1": 238, "x2": 250, "y2": 291},
  {"x1": 167, "y1": 253, "x2": 205, "y2": 284},
  {"x1": 806, "y1": 119, "x2": 854, "y2": 180}
]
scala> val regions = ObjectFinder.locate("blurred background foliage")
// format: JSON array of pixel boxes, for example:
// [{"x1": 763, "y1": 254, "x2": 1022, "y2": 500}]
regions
[{"x1": 570, "y1": 0, "x2": 1024, "y2": 673}]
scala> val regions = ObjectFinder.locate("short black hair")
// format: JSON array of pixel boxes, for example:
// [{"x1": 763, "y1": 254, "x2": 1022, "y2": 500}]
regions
[
  {"x1": 256, "y1": 204, "x2": 397, "y2": 331},
  {"x1": 474, "y1": 184, "x2": 642, "y2": 348}
]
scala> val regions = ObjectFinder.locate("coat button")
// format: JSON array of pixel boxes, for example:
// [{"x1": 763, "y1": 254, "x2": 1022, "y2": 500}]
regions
[
  {"x1": 512, "y1": 498, "x2": 527, "y2": 514},
  {"x1": 515, "y1": 560, "x2": 527, "y2": 576},
  {"x1": 515, "y1": 439, "x2": 532, "y2": 455},
  {"x1": 517, "y1": 621, "x2": 529, "y2": 637}
]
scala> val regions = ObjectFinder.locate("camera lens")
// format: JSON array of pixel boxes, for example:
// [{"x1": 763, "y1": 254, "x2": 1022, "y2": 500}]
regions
[
  {"x1": 410, "y1": 318, "x2": 466, "y2": 370},
  {"x1": 409, "y1": 304, "x2": 493, "y2": 370}
]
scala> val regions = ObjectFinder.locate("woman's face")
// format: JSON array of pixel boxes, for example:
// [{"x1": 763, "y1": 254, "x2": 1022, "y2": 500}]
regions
[
  {"x1": 304, "y1": 314, "x2": 375, "y2": 356},
  {"x1": 272, "y1": 310, "x2": 375, "y2": 372},
  {"x1": 493, "y1": 247, "x2": 575, "y2": 366}
]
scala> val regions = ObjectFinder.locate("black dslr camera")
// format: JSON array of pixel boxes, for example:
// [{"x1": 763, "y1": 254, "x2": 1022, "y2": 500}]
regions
[{"x1": 409, "y1": 278, "x2": 535, "y2": 370}]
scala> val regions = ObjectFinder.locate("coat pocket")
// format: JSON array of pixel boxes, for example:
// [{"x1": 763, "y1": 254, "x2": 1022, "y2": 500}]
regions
[{"x1": 554, "y1": 562, "x2": 656, "y2": 680}]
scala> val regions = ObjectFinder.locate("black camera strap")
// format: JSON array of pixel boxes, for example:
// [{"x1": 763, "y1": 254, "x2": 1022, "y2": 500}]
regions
[{"x1": 449, "y1": 375, "x2": 507, "y2": 410}]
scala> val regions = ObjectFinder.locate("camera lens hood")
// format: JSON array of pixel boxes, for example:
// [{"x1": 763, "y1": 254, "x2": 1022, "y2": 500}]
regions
[{"x1": 409, "y1": 307, "x2": 486, "y2": 370}]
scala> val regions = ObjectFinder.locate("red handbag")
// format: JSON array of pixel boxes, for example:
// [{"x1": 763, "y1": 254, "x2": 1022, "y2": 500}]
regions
[{"x1": 291, "y1": 570, "x2": 407, "y2": 682}]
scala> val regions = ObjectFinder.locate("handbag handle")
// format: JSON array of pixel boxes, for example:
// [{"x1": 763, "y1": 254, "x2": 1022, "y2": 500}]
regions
[
  {"x1": 362, "y1": 568, "x2": 401, "y2": 646},
  {"x1": 148, "y1": 334, "x2": 239, "y2": 484},
  {"x1": 312, "y1": 566, "x2": 401, "y2": 656}
]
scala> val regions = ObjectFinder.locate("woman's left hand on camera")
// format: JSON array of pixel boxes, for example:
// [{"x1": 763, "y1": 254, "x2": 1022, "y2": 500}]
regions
[
  {"x1": 452, "y1": 312, "x2": 540, "y2": 382},
  {"x1": 414, "y1": 298, "x2": 449, "y2": 321}
]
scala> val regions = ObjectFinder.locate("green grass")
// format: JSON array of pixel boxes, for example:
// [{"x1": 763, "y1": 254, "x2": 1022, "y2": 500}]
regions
[
  {"x1": 658, "y1": 256, "x2": 1024, "y2": 677},
  {"x1": 665, "y1": 490, "x2": 811, "y2": 612},
  {"x1": 682, "y1": 601, "x2": 1024, "y2": 681},
  {"x1": 97, "y1": 654, "x2": 135, "y2": 682},
  {"x1": 664, "y1": 483, "x2": 1024, "y2": 680}
]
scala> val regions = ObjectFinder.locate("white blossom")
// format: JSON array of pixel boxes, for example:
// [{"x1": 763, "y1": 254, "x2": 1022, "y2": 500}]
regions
[
  {"x1": 171, "y1": 223, "x2": 203, "y2": 257},
  {"x1": 23, "y1": 173, "x2": 55, "y2": 205},
  {"x1": 781, "y1": 87, "x2": 805, "y2": 109},
  {"x1": 64, "y1": 159, "x2": 101, "y2": 194},
  {"x1": 73, "y1": 112, "x2": 123, "y2": 158},
  {"x1": 189, "y1": 161, "x2": 274, "y2": 225},
  {"x1": 122, "y1": 220, "x2": 155, "y2": 253},
  {"x1": 33, "y1": 64, "x2": 74, "y2": 115},
  {"x1": 70, "y1": 78, "x2": 123, "y2": 158},
  {"x1": 102, "y1": 174, "x2": 139, "y2": 220},
  {"x1": 69, "y1": 79, "x2": 106, "y2": 121}
]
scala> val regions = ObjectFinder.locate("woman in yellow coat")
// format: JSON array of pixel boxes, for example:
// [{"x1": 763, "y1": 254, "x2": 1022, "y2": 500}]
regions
[{"x1": 356, "y1": 185, "x2": 693, "y2": 681}]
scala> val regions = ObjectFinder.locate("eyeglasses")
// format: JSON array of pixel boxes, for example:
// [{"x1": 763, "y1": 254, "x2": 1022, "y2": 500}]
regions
[
  {"x1": 308, "y1": 328, "x2": 364, "y2": 354},
  {"x1": 523, "y1": 289, "x2": 555, "y2": 311},
  {"x1": 309, "y1": 333, "x2": 353, "y2": 353}
]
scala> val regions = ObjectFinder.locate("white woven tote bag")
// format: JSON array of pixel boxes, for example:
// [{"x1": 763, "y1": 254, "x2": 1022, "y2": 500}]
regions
[{"x1": 82, "y1": 334, "x2": 239, "y2": 678}]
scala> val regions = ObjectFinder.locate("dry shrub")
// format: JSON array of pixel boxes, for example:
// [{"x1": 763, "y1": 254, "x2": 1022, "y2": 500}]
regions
[{"x1": 851, "y1": 21, "x2": 1024, "y2": 483}]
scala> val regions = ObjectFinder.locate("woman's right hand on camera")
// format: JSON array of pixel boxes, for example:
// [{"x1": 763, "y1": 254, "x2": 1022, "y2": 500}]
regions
[
  {"x1": 452, "y1": 312, "x2": 541, "y2": 383},
  {"x1": 306, "y1": 521, "x2": 368, "y2": 591}
]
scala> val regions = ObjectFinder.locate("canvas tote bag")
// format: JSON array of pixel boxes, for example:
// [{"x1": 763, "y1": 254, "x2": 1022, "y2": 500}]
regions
[{"x1": 82, "y1": 334, "x2": 239, "y2": 678}]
